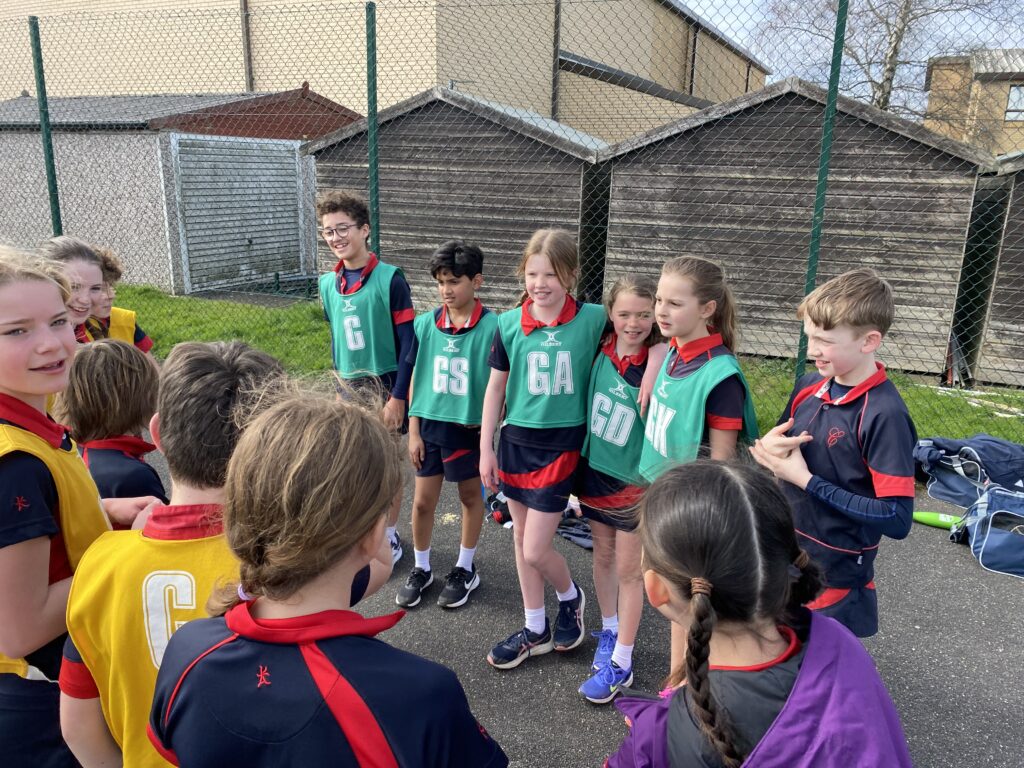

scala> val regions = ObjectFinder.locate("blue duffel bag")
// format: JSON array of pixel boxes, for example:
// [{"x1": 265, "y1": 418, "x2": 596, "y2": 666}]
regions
[{"x1": 950, "y1": 486, "x2": 1024, "y2": 580}]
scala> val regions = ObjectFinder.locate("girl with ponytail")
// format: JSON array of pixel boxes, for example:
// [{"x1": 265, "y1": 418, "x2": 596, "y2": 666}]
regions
[{"x1": 606, "y1": 461, "x2": 912, "y2": 768}]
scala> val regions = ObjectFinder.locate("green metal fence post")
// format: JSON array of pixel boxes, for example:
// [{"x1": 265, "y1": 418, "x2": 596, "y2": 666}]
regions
[
  {"x1": 29, "y1": 16, "x2": 62, "y2": 236},
  {"x1": 794, "y1": 0, "x2": 850, "y2": 380},
  {"x1": 365, "y1": 2, "x2": 380, "y2": 256}
]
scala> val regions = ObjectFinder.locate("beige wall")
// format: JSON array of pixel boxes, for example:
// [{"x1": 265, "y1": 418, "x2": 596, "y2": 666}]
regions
[
  {"x1": 558, "y1": 71, "x2": 697, "y2": 143},
  {"x1": 562, "y1": 0, "x2": 690, "y2": 92},
  {"x1": 436, "y1": 0, "x2": 553, "y2": 116},
  {"x1": 924, "y1": 59, "x2": 973, "y2": 143},
  {"x1": 692, "y1": 31, "x2": 748, "y2": 103},
  {"x1": 967, "y1": 80, "x2": 1024, "y2": 155}
]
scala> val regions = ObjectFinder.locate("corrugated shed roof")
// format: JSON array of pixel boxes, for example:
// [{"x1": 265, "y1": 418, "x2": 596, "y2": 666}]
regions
[
  {"x1": 971, "y1": 48, "x2": 1024, "y2": 75},
  {"x1": 0, "y1": 93, "x2": 260, "y2": 128}
]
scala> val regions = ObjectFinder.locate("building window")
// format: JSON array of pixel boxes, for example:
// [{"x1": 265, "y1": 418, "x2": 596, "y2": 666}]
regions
[{"x1": 1008, "y1": 85, "x2": 1024, "y2": 121}]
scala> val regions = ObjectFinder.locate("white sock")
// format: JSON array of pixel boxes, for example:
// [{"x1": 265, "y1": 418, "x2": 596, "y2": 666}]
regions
[
  {"x1": 602, "y1": 614, "x2": 619, "y2": 634},
  {"x1": 524, "y1": 607, "x2": 546, "y2": 635},
  {"x1": 456, "y1": 545, "x2": 476, "y2": 572},
  {"x1": 414, "y1": 547, "x2": 431, "y2": 573},
  {"x1": 555, "y1": 582, "x2": 578, "y2": 603},
  {"x1": 612, "y1": 641, "x2": 634, "y2": 671},
  {"x1": 386, "y1": 526, "x2": 398, "y2": 543}
]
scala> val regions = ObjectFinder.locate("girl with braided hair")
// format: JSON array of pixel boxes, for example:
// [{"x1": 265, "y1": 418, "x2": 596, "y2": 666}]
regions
[{"x1": 606, "y1": 460, "x2": 912, "y2": 768}]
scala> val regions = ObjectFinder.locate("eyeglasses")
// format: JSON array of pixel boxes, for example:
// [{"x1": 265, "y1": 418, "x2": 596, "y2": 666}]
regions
[{"x1": 318, "y1": 224, "x2": 361, "y2": 239}]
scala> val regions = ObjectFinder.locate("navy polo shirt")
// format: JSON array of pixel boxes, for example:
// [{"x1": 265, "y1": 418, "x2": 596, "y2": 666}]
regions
[
  {"x1": 81, "y1": 436, "x2": 167, "y2": 503},
  {"x1": 149, "y1": 602, "x2": 507, "y2": 768},
  {"x1": 407, "y1": 303, "x2": 491, "y2": 450},
  {"x1": 780, "y1": 365, "x2": 916, "y2": 588}
]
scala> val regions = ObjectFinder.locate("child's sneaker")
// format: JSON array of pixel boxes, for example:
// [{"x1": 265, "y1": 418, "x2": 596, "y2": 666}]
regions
[
  {"x1": 395, "y1": 567, "x2": 432, "y2": 608},
  {"x1": 437, "y1": 566, "x2": 480, "y2": 609},
  {"x1": 390, "y1": 531, "x2": 403, "y2": 564},
  {"x1": 579, "y1": 661, "x2": 633, "y2": 704},
  {"x1": 553, "y1": 583, "x2": 586, "y2": 651},
  {"x1": 487, "y1": 621, "x2": 554, "y2": 670},
  {"x1": 590, "y1": 629, "x2": 617, "y2": 670}
]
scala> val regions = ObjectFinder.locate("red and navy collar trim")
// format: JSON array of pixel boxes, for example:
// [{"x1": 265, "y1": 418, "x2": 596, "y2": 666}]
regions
[
  {"x1": 142, "y1": 504, "x2": 224, "y2": 541},
  {"x1": 602, "y1": 334, "x2": 649, "y2": 376},
  {"x1": 0, "y1": 392, "x2": 67, "y2": 448},
  {"x1": 332, "y1": 253, "x2": 379, "y2": 295},
  {"x1": 669, "y1": 331, "x2": 722, "y2": 363},
  {"x1": 709, "y1": 625, "x2": 800, "y2": 672},
  {"x1": 225, "y1": 600, "x2": 404, "y2": 643},
  {"x1": 74, "y1": 323, "x2": 90, "y2": 344},
  {"x1": 520, "y1": 295, "x2": 578, "y2": 335},
  {"x1": 812, "y1": 362, "x2": 888, "y2": 405},
  {"x1": 82, "y1": 435, "x2": 156, "y2": 459},
  {"x1": 438, "y1": 299, "x2": 484, "y2": 330}
]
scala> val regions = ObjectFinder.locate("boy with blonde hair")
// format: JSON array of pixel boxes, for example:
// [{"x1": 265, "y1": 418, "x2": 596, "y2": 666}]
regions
[{"x1": 751, "y1": 268, "x2": 916, "y2": 637}]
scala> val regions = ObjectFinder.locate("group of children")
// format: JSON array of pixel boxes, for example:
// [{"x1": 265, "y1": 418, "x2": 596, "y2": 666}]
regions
[{"x1": 0, "y1": 185, "x2": 918, "y2": 767}]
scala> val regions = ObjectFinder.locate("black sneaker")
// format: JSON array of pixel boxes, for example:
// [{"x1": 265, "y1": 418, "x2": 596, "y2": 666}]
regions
[
  {"x1": 395, "y1": 567, "x2": 432, "y2": 608},
  {"x1": 553, "y1": 583, "x2": 586, "y2": 651},
  {"x1": 437, "y1": 566, "x2": 480, "y2": 609},
  {"x1": 487, "y1": 621, "x2": 554, "y2": 670}
]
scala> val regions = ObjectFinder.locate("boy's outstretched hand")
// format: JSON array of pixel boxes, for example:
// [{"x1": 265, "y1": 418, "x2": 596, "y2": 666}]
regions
[{"x1": 750, "y1": 422, "x2": 814, "y2": 490}]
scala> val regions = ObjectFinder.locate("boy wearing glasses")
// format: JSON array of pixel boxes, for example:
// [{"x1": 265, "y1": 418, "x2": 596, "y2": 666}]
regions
[{"x1": 317, "y1": 189, "x2": 415, "y2": 563}]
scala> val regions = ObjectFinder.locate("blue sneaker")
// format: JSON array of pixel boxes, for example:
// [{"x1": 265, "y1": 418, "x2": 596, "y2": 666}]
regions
[
  {"x1": 579, "y1": 661, "x2": 634, "y2": 704},
  {"x1": 553, "y1": 583, "x2": 586, "y2": 651},
  {"x1": 487, "y1": 621, "x2": 554, "y2": 670},
  {"x1": 591, "y1": 629, "x2": 617, "y2": 670}
]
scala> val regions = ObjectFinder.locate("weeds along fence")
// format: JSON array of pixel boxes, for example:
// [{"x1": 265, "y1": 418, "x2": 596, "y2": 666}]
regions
[{"x1": 0, "y1": 1, "x2": 1022, "y2": 442}]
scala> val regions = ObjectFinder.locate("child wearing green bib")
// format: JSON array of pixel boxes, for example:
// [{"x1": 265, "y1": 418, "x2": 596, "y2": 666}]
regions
[
  {"x1": 642, "y1": 256, "x2": 759, "y2": 672},
  {"x1": 316, "y1": 190, "x2": 414, "y2": 564},
  {"x1": 480, "y1": 230, "x2": 606, "y2": 671},
  {"x1": 397, "y1": 241, "x2": 498, "y2": 611},
  {"x1": 576, "y1": 276, "x2": 664, "y2": 704}
]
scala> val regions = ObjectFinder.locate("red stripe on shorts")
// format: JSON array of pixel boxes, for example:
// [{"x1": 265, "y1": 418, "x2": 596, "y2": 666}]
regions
[{"x1": 499, "y1": 450, "x2": 579, "y2": 490}]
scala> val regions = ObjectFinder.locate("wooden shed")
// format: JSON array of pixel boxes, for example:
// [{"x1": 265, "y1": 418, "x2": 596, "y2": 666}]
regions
[
  {"x1": 974, "y1": 152, "x2": 1024, "y2": 385},
  {"x1": 600, "y1": 77, "x2": 995, "y2": 374},
  {"x1": 303, "y1": 87, "x2": 608, "y2": 310}
]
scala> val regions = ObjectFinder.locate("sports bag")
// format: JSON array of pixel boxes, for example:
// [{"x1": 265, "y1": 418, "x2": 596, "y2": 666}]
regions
[
  {"x1": 914, "y1": 434, "x2": 1024, "y2": 508},
  {"x1": 949, "y1": 486, "x2": 1024, "y2": 580}
]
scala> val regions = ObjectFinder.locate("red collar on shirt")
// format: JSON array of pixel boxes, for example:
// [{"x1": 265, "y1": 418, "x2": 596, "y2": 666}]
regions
[
  {"x1": 332, "y1": 253, "x2": 379, "y2": 295},
  {"x1": 225, "y1": 600, "x2": 405, "y2": 643},
  {"x1": 602, "y1": 335, "x2": 649, "y2": 376},
  {"x1": 709, "y1": 625, "x2": 801, "y2": 672},
  {"x1": 82, "y1": 435, "x2": 156, "y2": 459},
  {"x1": 812, "y1": 362, "x2": 889, "y2": 406},
  {"x1": 519, "y1": 295, "x2": 577, "y2": 335},
  {"x1": 74, "y1": 323, "x2": 90, "y2": 344},
  {"x1": 142, "y1": 504, "x2": 224, "y2": 541},
  {"x1": 438, "y1": 299, "x2": 484, "y2": 330},
  {"x1": 0, "y1": 393, "x2": 66, "y2": 448},
  {"x1": 669, "y1": 331, "x2": 723, "y2": 363}
]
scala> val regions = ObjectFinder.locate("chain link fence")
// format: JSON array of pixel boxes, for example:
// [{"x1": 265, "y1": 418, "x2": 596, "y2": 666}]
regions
[{"x1": 0, "y1": 0, "x2": 1021, "y2": 443}]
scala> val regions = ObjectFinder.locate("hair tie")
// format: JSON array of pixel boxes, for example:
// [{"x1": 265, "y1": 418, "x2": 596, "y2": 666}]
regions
[
  {"x1": 237, "y1": 583, "x2": 254, "y2": 602},
  {"x1": 794, "y1": 550, "x2": 810, "y2": 569},
  {"x1": 689, "y1": 577, "x2": 713, "y2": 597}
]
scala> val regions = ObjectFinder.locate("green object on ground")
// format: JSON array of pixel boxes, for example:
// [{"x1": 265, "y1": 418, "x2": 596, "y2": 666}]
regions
[{"x1": 913, "y1": 511, "x2": 962, "y2": 530}]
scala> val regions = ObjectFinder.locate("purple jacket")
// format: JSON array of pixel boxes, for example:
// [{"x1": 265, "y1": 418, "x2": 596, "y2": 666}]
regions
[{"x1": 606, "y1": 613, "x2": 912, "y2": 768}]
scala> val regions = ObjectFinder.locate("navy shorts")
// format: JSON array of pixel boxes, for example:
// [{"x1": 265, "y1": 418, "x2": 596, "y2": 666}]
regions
[
  {"x1": 416, "y1": 441, "x2": 481, "y2": 483},
  {"x1": 576, "y1": 461, "x2": 643, "y2": 532},
  {"x1": 807, "y1": 582, "x2": 878, "y2": 638},
  {"x1": 498, "y1": 432, "x2": 579, "y2": 514},
  {"x1": 0, "y1": 675, "x2": 77, "y2": 768}
]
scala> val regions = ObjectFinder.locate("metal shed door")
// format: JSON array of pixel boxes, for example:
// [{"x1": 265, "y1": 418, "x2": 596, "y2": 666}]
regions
[{"x1": 171, "y1": 133, "x2": 308, "y2": 292}]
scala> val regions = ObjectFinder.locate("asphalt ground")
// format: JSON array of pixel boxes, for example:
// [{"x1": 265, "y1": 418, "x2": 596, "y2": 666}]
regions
[{"x1": 146, "y1": 448, "x2": 1023, "y2": 767}]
